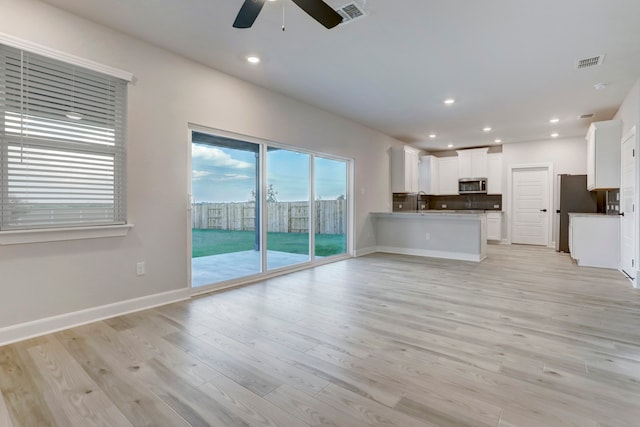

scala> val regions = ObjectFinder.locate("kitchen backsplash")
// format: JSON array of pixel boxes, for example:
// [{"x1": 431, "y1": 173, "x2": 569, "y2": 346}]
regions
[
  {"x1": 429, "y1": 194, "x2": 502, "y2": 210},
  {"x1": 606, "y1": 189, "x2": 620, "y2": 214}
]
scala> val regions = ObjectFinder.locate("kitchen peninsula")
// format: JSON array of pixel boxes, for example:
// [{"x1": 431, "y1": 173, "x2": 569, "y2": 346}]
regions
[{"x1": 371, "y1": 211, "x2": 487, "y2": 262}]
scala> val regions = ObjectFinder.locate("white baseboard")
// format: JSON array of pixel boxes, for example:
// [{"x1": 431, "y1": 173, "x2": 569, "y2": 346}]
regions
[
  {"x1": 375, "y1": 246, "x2": 485, "y2": 262},
  {"x1": 0, "y1": 288, "x2": 191, "y2": 346},
  {"x1": 355, "y1": 246, "x2": 377, "y2": 257}
]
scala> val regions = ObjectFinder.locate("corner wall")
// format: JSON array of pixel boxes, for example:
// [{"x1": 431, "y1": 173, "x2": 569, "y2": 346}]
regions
[{"x1": 0, "y1": 0, "x2": 400, "y2": 335}]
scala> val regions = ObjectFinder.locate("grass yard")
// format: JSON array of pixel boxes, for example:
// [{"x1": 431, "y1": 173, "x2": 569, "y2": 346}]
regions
[{"x1": 192, "y1": 229, "x2": 346, "y2": 258}]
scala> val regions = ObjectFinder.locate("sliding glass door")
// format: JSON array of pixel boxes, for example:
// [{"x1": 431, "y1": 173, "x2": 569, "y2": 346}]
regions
[
  {"x1": 315, "y1": 156, "x2": 348, "y2": 257},
  {"x1": 190, "y1": 129, "x2": 351, "y2": 289},
  {"x1": 190, "y1": 132, "x2": 261, "y2": 287},
  {"x1": 266, "y1": 148, "x2": 311, "y2": 270}
]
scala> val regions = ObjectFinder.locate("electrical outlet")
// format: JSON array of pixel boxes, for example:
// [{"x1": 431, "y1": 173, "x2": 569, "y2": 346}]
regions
[
  {"x1": 136, "y1": 262, "x2": 145, "y2": 276},
  {"x1": 442, "y1": 204, "x2": 447, "y2": 208},
  {"x1": 425, "y1": 233, "x2": 431, "y2": 240}
]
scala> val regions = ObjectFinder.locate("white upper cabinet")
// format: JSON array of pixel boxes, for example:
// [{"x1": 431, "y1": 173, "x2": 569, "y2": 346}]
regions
[
  {"x1": 437, "y1": 156, "x2": 459, "y2": 195},
  {"x1": 487, "y1": 153, "x2": 503, "y2": 194},
  {"x1": 586, "y1": 119, "x2": 621, "y2": 190},
  {"x1": 391, "y1": 146, "x2": 421, "y2": 193},
  {"x1": 457, "y1": 147, "x2": 488, "y2": 178},
  {"x1": 419, "y1": 155, "x2": 439, "y2": 195}
]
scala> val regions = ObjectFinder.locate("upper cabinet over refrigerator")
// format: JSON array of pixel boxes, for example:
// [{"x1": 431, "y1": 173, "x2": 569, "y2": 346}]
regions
[{"x1": 586, "y1": 119, "x2": 621, "y2": 190}]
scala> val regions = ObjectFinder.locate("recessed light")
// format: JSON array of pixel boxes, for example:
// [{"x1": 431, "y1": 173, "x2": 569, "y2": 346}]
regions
[
  {"x1": 444, "y1": 98, "x2": 455, "y2": 105},
  {"x1": 483, "y1": 127, "x2": 492, "y2": 132},
  {"x1": 549, "y1": 118, "x2": 560, "y2": 124},
  {"x1": 447, "y1": 144, "x2": 453, "y2": 148},
  {"x1": 494, "y1": 139, "x2": 502, "y2": 143},
  {"x1": 551, "y1": 132, "x2": 559, "y2": 138},
  {"x1": 428, "y1": 133, "x2": 437, "y2": 139},
  {"x1": 246, "y1": 56, "x2": 261, "y2": 64}
]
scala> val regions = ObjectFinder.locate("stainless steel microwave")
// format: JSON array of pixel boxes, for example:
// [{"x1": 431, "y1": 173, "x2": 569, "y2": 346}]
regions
[{"x1": 458, "y1": 178, "x2": 487, "y2": 194}]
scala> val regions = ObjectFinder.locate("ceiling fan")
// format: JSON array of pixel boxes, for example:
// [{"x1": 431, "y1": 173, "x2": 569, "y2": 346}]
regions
[{"x1": 233, "y1": 0, "x2": 343, "y2": 29}]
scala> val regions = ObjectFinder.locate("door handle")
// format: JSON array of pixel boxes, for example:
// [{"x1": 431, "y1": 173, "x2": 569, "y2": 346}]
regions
[
  {"x1": 540, "y1": 209, "x2": 547, "y2": 212},
  {"x1": 619, "y1": 212, "x2": 625, "y2": 216}
]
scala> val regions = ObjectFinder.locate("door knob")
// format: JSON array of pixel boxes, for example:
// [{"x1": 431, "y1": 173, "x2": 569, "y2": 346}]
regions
[{"x1": 540, "y1": 209, "x2": 547, "y2": 212}]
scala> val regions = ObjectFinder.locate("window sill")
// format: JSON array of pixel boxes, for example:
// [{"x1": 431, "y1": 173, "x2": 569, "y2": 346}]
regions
[{"x1": 0, "y1": 224, "x2": 133, "y2": 245}]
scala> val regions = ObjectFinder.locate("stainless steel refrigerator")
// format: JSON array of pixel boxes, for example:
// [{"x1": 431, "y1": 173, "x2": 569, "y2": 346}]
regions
[{"x1": 555, "y1": 174, "x2": 597, "y2": 253}]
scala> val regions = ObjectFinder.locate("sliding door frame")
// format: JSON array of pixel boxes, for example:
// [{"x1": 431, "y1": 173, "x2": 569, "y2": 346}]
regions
[{"x1": 187, "y1": 124, "x2": 354, "y2": 295}]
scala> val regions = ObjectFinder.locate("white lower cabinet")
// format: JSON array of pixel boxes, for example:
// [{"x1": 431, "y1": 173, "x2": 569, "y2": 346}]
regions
[
  {"x1": 486, "y1": 212, "x2": 502, "y2": 241},
  {"x1": 568, "y1": 213, "x2": 620, "y2": 269}
]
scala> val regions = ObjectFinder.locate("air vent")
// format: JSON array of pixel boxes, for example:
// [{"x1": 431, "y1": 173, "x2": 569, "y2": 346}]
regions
[
  {"x1": 579, "y1": 113, "x2": 595, "y2": 119},
  {"x1": 576, "y1": 54, "x2": 605, "y2": 69},
  {"x1": 335, "y1": 2, "x2": 367, "y2": 23}
]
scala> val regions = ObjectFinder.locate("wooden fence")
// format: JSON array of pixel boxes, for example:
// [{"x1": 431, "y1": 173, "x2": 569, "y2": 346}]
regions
[{"x1": 192, "y1": 200, "x2": 346, "y2": 234}]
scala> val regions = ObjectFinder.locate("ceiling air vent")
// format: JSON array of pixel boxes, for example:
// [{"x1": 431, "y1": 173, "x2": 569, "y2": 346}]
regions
[
  {"x1": 576, "y1": 54, "x2": 605, "y2": 69},
  {"x1": 335, "y1": 2, "x2": 367, "y2": 24},
  {"x1": 579, "y1": 113, "x2": 595, "y2": 119}
]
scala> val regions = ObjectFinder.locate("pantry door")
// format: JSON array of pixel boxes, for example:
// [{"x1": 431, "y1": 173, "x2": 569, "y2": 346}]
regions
[{"x1": 511, "y1": 166, "x2": 551, "y2": 246}]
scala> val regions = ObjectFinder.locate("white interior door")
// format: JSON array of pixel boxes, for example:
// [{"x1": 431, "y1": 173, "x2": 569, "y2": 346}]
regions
[
  {"x1": 620, "y1": 129, "x2": 636, "y2": 280},
  {"x1": 512, "y1": 167, "x2": 550, "y2": 246}
]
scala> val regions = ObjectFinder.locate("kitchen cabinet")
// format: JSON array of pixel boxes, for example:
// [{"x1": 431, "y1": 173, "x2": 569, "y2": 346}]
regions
[
  {"x1": 569, "y1": 213, "x2": 619, "y2": 269},
  {"x1": 419, "y1": 155, "x2": 439, "y2": 195},
  {"x1": 391, "y1": 146, "x2": 421, "y2": 193},
  {"x1": 586, "y1": 119, "x2": 621, "y2": 190},
  {"x1": 486, "y1": 211, "x2": 502, "y2": 241},
  {"x1": 486, "y1": 153, "x2": 503, "y2": 194},
  {"x1": 457, "y1": 147, "x2": 488, "y2": 178},
  {"x1": 437, "y1": 156, "x2": 459, "y2": 195}
]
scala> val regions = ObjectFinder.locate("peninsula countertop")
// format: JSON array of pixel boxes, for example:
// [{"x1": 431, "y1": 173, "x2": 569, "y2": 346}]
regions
[{"x1": 371, "y1": 211, "x2": 487, "y2": 262}]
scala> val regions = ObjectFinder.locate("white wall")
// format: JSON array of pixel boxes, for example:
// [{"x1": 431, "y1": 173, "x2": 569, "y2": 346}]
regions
[
  {"x1": 0, "y1": 0, "x2": 400, "y2": 333},
  {"x1": 502, "y1": 137, "x2": 588, "y2": 245},
  {"x1": 615, "y1": 79, "x2": 640, "y2": 137}
]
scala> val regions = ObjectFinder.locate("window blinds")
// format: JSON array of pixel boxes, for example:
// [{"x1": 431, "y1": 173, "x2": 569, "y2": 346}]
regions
[{"x1": 0, "y1": 44, "x2": 127, "y2": 230}]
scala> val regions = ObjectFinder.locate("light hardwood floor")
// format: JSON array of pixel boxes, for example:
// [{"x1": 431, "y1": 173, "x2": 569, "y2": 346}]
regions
[{"x1": 1, "y1": 244, "x2": 639, "y2": 426}]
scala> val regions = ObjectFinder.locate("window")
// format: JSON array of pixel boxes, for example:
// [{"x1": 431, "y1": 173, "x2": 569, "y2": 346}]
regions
[{"x1": 0, "y1": 43, "x2": 127, "y2": 231}]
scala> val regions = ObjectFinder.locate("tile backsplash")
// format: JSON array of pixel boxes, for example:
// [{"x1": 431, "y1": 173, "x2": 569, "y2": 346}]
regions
[
  {"x1": 429, "y1": 194, "x2": 502, "y2": 211},
  {"x1": 606, "y1": 189, "x2": 620, "y2": 214}
]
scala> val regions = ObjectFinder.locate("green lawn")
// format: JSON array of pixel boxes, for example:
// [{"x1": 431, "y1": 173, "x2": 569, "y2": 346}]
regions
[{"x1": 192, "y1": 229, "x2": 346, "y2": 258}]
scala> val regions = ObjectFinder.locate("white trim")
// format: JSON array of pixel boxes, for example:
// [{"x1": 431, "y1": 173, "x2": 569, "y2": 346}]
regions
[
  {"x1": 0, "y1": 288, "x2": 190, "y2": 346},
  {"x1": 375, "y1": 246, "x2": 485, "y2": 262},
  {"x1": 0, "y1": 224, "x2": 133, "y2": 245},
  {"x1": 0, "y1": 32, "x2": 133, "y2": 82},
  {"x1": 355, "y1": 246, "x2": 377, "y2": 257}
]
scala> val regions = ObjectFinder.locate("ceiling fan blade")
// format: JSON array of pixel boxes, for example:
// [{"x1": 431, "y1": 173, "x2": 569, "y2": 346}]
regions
[
  {"x1": 291, "y1": 0, "x2": 343, "y2": 29},
  {"x1": 233, "y1": 0, "x2": 266, "y2": 28}
]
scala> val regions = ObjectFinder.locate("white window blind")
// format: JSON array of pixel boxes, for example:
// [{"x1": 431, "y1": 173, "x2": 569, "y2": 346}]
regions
[{"x1": 0, "y1": 44, "x2": 127, "y2": 230}]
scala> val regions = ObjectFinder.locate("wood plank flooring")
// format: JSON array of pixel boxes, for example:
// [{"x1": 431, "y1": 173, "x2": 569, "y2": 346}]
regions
[{"x1": 2, "y1": 244, "x2": 639, "y2": 426}]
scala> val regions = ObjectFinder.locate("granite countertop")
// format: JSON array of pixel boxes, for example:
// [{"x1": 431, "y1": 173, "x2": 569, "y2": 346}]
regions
[
  {"x1": 568, "y1": 212, "x2": 619, "y2": 218},
  {"x1": 372, "y1": 211, "x2": 487, "y2": 217}
]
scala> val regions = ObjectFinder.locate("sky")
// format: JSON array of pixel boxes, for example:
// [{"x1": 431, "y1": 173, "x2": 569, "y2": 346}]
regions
[{"x1": 191, "y1": 143, "x2": 347, "y2": 203}]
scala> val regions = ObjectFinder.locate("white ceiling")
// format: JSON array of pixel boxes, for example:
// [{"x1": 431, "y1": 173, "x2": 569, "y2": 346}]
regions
[{"x1": 39, "y1": 0, "x2": 640, "y2": 151}]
